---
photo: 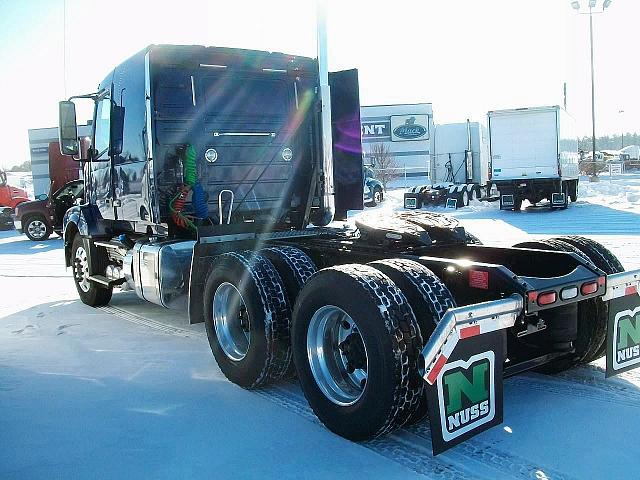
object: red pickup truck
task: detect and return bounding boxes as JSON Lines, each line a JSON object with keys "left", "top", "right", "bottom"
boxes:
{"left": 0, "top": 169, "right": 29, "bottom": 210}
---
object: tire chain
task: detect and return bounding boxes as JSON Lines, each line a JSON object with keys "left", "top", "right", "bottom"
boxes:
{"left": 332, "top": 264, "right": 424, "bottom": 436}
{"left": 226, "top": 251, "right": 292, "bottom": 387}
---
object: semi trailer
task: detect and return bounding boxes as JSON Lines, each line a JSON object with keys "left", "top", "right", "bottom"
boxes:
{"left": 404, "top": 120, "right": 495, "bottom": 209}
{"left": 57, "top": 43, "right": 640, "bottom": 455}
{"left": 488, "top": 106, "right": 580, "bottom": 211}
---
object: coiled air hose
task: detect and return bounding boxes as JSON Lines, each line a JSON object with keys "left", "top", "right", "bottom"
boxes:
{"left": 170, "top": 144, "right": 208, "bottom": 231}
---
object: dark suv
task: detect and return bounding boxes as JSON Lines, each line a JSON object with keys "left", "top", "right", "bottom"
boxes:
{"left": 15, "top": 180, "right": 84, "bottom": 241}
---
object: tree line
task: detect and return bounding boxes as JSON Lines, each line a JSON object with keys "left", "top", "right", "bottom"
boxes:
{"left": 578, "top": 133, "right": 639, "bottom": 151}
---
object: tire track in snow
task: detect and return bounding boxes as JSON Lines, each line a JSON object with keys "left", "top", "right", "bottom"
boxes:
{"left": 264, "top": 382, "right": 577, "bottom": 480}
{"left": 508, "top": 373, "right": 640, "bottom": 409}
{"left": 98, "top": 305, "right": 199, "bottom": 338}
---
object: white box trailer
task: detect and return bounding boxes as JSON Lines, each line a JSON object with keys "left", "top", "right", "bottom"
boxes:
{"left": 360, "top": 103, "right": 434, "bottom": 187}
{"left": 487, "top": 106, "right": 579, "bottom": 211}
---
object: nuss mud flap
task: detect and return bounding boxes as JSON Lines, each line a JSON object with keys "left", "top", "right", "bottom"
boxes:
{"left": 606, "top": 290, "right": 640, "bottom": 377}
{"left": 425, "top": 330, "right": 504, "bottom": 455}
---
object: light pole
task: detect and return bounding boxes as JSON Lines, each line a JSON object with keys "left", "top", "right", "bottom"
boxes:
{"left": 571, "top": 0, "right": 612, "bottom": 181}
{"left": 618, "top": 109, "right": 625, "bottom": 149}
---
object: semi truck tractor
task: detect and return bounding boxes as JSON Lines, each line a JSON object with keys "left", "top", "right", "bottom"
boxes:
{"left": 56, "top": 43, "right": 640, "bottom": 455}
{"left": 488, "top": 106, "right": 580, "bottom": 211}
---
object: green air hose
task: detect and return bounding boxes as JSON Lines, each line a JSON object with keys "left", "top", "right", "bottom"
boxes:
{"left": 183, "top": 144, "right": 197, "bottom": 187}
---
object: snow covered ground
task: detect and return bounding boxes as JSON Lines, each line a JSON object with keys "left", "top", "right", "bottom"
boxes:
{"left": 2, "top": 174, "right": 640, "bottom": 479}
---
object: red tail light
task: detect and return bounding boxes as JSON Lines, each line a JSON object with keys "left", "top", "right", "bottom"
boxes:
{"left": 538, "top": 291, "right": 557, "bottom": 306}
{"left": 581, "top": 281, "right": 599, "bottom": 295}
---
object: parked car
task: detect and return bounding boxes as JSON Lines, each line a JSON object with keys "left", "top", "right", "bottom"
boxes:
{"left": 14, "top": 180, "right": 83, "bottom": 241}
{"left": 0, "top": 169, "right": 29, "bottom": 210}
{"left": 363, "top": 167, "right": 384, "bottom": 206}
{"left": 0, "top": 206, "right": 14, "bottom": 230}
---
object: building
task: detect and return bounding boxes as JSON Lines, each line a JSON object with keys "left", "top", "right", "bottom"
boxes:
{"left": 28, "top": 123, "right": 91, "bottom": 196}
{"left": 360, "top": 103, "right": 434, "bottom": 181}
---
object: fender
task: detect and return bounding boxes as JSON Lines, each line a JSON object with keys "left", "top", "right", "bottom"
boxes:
{"left": 62, "top": 204, "right": 111, "bottom": 267}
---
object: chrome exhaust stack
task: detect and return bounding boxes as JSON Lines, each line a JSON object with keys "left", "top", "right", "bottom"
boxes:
{"left": 314, "top": 0, "right": 335, "bottom": 226}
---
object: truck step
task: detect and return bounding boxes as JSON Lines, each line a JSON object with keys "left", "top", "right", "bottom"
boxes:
{"left": 93, "top": 240, "right": 127, "bottom": 250}
{"left": 88, "top": 275, "right": 126, "bottom": 288}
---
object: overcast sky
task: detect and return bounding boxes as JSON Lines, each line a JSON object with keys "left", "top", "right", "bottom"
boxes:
{"left": 0, "top": 0, "right": 637, "bottom": 168}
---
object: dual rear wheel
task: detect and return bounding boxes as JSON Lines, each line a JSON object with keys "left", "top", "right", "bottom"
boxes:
{"left": 203, "top": 249, "right": 455, "bottom": 440}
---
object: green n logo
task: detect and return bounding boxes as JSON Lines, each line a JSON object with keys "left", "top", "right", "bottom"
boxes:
{"left": 617, "top": 314, "right": 640, "bottom": 350}
{"left": 443, "top": 360, "right": 489, "bottom": 415}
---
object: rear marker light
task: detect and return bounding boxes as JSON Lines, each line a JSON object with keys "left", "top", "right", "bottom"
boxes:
{"left": 581, "top": 282, "right": 599, "bottom": 295}
{"left": 625, "top": 285, "right": 638, "bottom": 296}
{"left": 527, "top": 291, "right": 539, "bottom": 303}
{"left": 538, "top": 291, "right": 557, "bottom": 306}
{"left": 560, "top": 286, "right": 579, "bottom": 300}
{"left": 469, "top": 270, "right": 489, "bottom": 289}
{"left": 597, "top": 276, "right": 606, "bottom": 286}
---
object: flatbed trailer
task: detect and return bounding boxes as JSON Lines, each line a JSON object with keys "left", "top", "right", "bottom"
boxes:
{"left": 55, "top": 39, "right": 640, "bottom": 455}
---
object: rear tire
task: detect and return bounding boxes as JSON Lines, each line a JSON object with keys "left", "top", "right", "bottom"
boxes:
{"left": 260, "top": 246, "right": 317, "bottom": 377}
{"left": 71, "top": 234, "right": 112, "bottom": 307}
{"left": 513, "top": 238, "right": 610, "bottom": 370}
{"left": 553, "top": 236, "right": 624, "bottom": 360}
{"left": 369, "top": 259, "right": 456, "bottom": 424}
{"left": 292, "top": 264, "right": 423, "bottom": 440}
{"left": 203, "top": 251, "right": 291, "bottom": 388}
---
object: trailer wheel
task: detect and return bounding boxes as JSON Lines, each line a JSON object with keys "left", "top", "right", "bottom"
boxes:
{"left": 203, "top": 251, "right": 291, "bottom": 388}
{"left": 553, "top": 236, "right": 625, "bottom": 360}
{"left": 369, "top": 259, "right": 456, "bottom": 424}
{"left": 513, "top": 238, "right": 609, "bottom": 370}
{"left": 460, "top": 188, "right": 470, "bottom": 207}
{"left": 569, "top": 180, "right": 578, "bottom": 202}
{"left": 292, "top": 264, "right": 424, "bottom": 440}
{"left": 71, "top": 234, "right": 112, "bottom": 307}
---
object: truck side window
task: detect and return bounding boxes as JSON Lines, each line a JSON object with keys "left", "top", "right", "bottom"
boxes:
{"left": 94, "top": 98, "right": 111, "bottom": 160}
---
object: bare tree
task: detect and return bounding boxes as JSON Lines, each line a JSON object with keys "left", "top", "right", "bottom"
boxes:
{"left": 368, "top": 143, "right": 400, "bottom": 189}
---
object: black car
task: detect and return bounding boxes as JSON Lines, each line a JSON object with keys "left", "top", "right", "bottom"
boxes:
{"left": 0, "top": 206, "right": 13, "bottom": 230}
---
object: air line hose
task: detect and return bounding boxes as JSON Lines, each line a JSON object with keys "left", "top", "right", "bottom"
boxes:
{"left": 170, "top": 144, "right": 208, "bottom": 230}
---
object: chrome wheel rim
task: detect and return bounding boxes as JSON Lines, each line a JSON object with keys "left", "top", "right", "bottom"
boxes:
{"left": 307, "top": 305, "right": 368, "bottom": 406}
{"left": 27, "top": 219, "right": 47, "bottom": 239}
{"left": 374, "top": 190, "right": 382, "bottom": 203}
{"left": 213, "top": 282, "right": 250, "bottom": 361}
{"left": 73, "top": 245, "right": 90, "bottom": 293}
{"left": 462, "top": 190, "right": 469, "bottom": 205}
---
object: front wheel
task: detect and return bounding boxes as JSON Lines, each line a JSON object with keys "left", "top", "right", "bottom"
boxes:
{"left": 71, "top": 235, "right": 112, "bottom": 307}
{"left": 24, "top": 216, "right": 52, "bottom": 241}
{"left": 372, "top": 187, "right": 383, "bottom": 206}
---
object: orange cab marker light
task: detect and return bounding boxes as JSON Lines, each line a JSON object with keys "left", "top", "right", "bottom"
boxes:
{"left": 538, "top": 291, "right": 557, "bottom": 306}
{"left": 581, "top": 281, "right": 599, "bottom": 295}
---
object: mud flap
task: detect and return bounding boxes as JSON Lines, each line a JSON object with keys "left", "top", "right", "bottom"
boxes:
{"left": 425, "top": 331, "right": 504, "bottom": 455}
{"left": 606, "top": 290, "right": 640, "bottom": 377}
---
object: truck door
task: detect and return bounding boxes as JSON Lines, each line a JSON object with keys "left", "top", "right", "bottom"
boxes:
{"left": 329, "top": 69, "right": 364, "bottom": 220}
{"left": 89, "top": 96, "right": 116, "bottom": 220}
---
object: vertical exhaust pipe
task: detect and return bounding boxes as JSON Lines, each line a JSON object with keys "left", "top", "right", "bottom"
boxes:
{"left": 315, "top": 0, "right": 335, "bottom": 226}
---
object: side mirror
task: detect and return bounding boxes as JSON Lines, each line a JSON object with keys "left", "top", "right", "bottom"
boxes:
{"left": 109, "top": 105, "right": 125, "bottom": 157}
{"left": 58, "top": 101, "right": 79, "bottom": 157}
{"left": 37, "top": 193, "right": 49, "bottom": 201}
